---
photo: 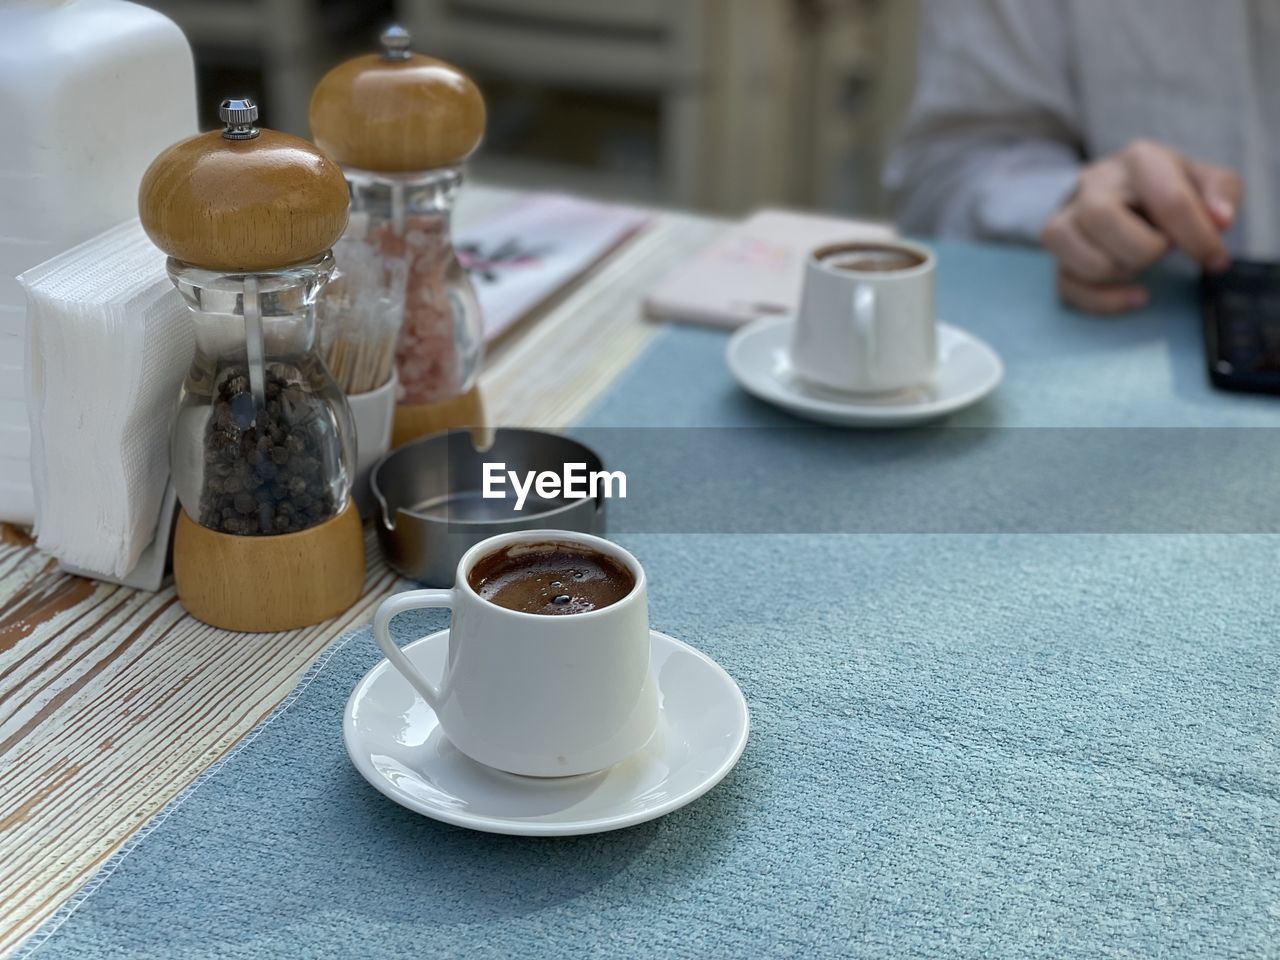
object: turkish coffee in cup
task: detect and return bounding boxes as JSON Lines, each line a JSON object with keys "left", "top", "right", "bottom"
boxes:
{"left": 467, "top": 542, "right": 636, "bottom": 616}
{"left": 789, "top": 238, "right": 937, "bottom": 394}
{"left": 372, "top": 530, "right": 657, "bottom": 777}
{"left": 822, "top": 243, "right": 927, "bottom": 274}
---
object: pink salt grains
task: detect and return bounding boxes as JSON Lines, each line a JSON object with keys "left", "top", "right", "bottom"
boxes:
{"left": 375, "top": 216, "right": 462, "bottom": 405}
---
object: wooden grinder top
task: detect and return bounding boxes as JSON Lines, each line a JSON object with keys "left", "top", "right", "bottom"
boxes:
{"left": 309, "top": 25, "right": 486, "bottom": 173}
{"left": 138, "top": 99, "right": 350, "bottom": 273}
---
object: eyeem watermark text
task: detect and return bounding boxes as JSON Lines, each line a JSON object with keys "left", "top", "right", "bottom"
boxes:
{"left": 483, "top": 462, "right": 627, "bottom": 511}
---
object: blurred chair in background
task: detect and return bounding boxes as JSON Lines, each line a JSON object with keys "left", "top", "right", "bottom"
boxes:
{"left": 399, "top": 0, "right": 714, "bottom": 207}
{"left": 141, "top": 0, "right": 919, "bottom": 216}
{"left": 397, "top": 0, "right": 918, "bottom": 214}
{"left": 144, "top": 0, "right": 392, "bottom": 134}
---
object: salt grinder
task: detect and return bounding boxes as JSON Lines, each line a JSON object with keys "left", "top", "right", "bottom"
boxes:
{"left": 139, "top": 98, "right": 364, "bottom": 632}
{"left": 310, "top": 25, "right": 488, "bottom": 448}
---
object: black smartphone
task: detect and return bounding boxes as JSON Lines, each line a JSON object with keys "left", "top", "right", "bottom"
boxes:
{"left": 1202, "top": 259, "right": 1280, "bottom": 394}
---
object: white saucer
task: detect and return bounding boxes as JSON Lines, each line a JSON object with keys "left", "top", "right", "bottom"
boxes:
{"left": 344, "top": 629, "right": 750, "bottom": 836}
{"left": 726, "top": 315, "right": 1003, "bottom": 427}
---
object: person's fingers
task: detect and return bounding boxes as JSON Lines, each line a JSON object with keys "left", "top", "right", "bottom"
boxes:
{"left": 1074, "top": 193, "right": 1169, "bottom": 273}
{"left": 1124, "top": 141, "right": 1229, "bottom": 269}
{"left": 1056, "top": 270, "right": 1149, "bottom": 314}
{"left": 1186, "top": 159, "right": 1243, "bottom": 232}
{"left": 1042, "top": 212, "right": 1125, "bottom": 283}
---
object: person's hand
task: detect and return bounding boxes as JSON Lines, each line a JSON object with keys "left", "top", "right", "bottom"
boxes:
{"left": 1040, "top": 139, "right": 1242, "bottom": 313}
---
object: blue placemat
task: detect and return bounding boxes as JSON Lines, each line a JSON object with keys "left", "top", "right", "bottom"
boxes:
{"left": 588, "top": 241, "right": 1279, "bottom": 430}
{"left": 21, "top": 243, "right": 1280, "bottom": 959}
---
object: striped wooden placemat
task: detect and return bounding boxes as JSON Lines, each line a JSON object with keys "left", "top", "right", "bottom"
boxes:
{"left": 0, "top": 191, "right": 723, "bottom": 956}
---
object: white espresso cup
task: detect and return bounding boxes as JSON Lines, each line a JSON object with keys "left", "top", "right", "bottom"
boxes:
{"left": 372, "top": 530, "right": 658, "bottom": 777}
{"left": 788, "top": 239, "right": 937, "bottom": 394}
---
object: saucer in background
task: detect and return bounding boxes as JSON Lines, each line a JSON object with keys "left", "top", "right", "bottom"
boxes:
{"left": 726, "top": 315, "right": 1002, "bottom": 427}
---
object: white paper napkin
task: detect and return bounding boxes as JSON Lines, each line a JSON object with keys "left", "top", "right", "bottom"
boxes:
{"left": 19, "top": 220, "right": 193, "bottom": 580}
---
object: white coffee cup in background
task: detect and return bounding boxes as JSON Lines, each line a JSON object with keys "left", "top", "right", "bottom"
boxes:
{"left": 372, "top": 530, "right": 658, "bottom": 778}
{"left": 788, "top": 239, "right": 937, "bottom": 394}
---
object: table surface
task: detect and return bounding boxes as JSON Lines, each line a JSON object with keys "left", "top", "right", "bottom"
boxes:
{"left": 13, "top": 238, "right": 1280, "bottom": 960}
{"left": 6, "top": 194, "right": 1280, "bottom": 958}
{"left": 0, "top": 186, "right": 724, "bottom": 956}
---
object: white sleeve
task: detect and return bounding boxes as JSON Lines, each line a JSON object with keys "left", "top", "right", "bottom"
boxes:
{"left": 883, "top": 0, "right": 1084, "bottom": 244}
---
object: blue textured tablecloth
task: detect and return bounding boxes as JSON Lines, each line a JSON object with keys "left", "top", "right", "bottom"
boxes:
{"left": 20, "top": 243, "right": 1280, "bottom": 959}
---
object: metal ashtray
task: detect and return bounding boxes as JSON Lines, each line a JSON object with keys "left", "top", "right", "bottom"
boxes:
{"left": 370, "top": 428, "right": 608, "bottom": 585}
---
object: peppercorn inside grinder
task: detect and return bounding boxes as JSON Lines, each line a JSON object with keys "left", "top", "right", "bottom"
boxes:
{"left": 138, "top": 98, "right": 364, "bottom": 632}
{"left": 310, "top": 25, "right": 488, "bottom": 449}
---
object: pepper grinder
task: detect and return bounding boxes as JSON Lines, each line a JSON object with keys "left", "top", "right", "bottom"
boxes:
{"left": 310, "top": 25, "right": 488, "bottom": 449}
{"left": 139, "top": 98, "right": 365, "bottom": 632}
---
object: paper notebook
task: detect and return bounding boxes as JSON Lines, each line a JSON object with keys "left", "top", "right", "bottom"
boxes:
{"left": 458, "top": 193, "right": 651, "bottom": 341}
{"left": 644, "top": 208, "right": 896, "bottom": 328}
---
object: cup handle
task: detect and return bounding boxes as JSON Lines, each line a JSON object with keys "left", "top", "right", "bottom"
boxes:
{"left": 373, "top": 589, "right": 454, "bottom": 709}
{"left": 852, "top": 284, "right": 877, "bottom": 381}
